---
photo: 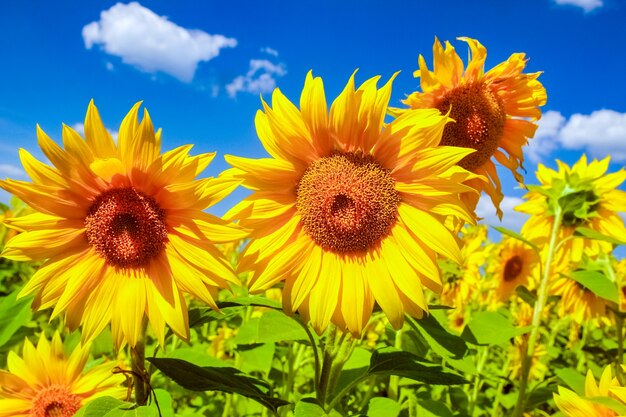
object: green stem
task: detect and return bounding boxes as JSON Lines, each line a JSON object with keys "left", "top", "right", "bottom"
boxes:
{"left": 512, "top": 208, "right": 562, "bottom": 417}
{"left": 388, "top": 326, "right": 403, "bottom": 401}
{"left": 468, "top": 346, "right": 490, "bottom": 416}
{"left": 316, "top": 327, "right": 356, "bottom": 411}
{"left": 490, "top": 354, "right": 512, "bottom": 417}
{"left": 295, "top": 315, "right": 321, "bottom": 393}
{"left": 616, "top": 313, "right": 626, "bottom": 385}
{"left": 130, "top": 326, "right": 149, "bottom": 406}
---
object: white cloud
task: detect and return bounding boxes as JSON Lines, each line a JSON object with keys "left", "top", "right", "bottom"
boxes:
{"left": 0, "top": 164, "right": 25, "bottom": 178}
{"left": 558, "top": 109, "right": 626, "bottom": 161}
{"left": 260, "top": 47, "right": 279, "bottom": 57}
{"left": 476, "top": 195, "right": 529, "bottom": 233}
{"left": 226, "top": 59, "right": 287, "bottom": 98}
{"left": 523, "top": 109, "right": 626, "bottom": 163}
{"left": 553, "top": 0, "right": 603, "bottom": 12}
{"left": 526, "top": 110, "right": 566, "bottom": 163}
{"left": 83, "top": 2, "right": 237, "bottom": 82}
{"left": 105, "top": 62, "right": 114, "bottom": 71}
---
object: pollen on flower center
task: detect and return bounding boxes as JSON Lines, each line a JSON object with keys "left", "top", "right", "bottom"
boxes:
{"left": 85, "top": 187, "right": 168, "bottom": 268}
{"left": 504, "top": 255, "right": 523, "bottom": 282}
{"left": 296, "top": 152, "right": 400, "bottom": 253}
{"left": 436, "top": 82, "right": 506, "bottom": 170}
{"left": 32, "top": 385, "right": 81, "bottom": 417}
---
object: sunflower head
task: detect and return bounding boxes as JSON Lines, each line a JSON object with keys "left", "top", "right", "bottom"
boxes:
{"left": 400, "top": 37, "right": 546, "bottom": 218}
{"left": 0, "top": 101, "right": 246, "bottom": 347}
{"left": 551, "top": 276, "right": 607, "bottom": 324}
{"left": 518, "top": 155, "right": 626, "bottom": 262}
{"left": 488, "top": 237, "right": 539, "bottom": 302}
{"left": 0, "top": 332, "right": 125, "bottom": 417}
{"left": 226, "top": 71, "right": 479, "bottom": 335}
{"left": 554, "top": 366, "right": 625, "bottom": 417}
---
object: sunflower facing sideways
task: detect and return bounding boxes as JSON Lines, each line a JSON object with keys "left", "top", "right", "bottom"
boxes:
{"left": 0, "top": 101, "right": 246, "bottom": 347}
{"left": 225, "top": 71, "right": 480, "bottom": 336}
{"left": 398, "top": 37, "right": 546, "bottom": 217}
{"left": 0, "top": 332, "right": 125, "bottom": 417}
{"left": 517, "top": 155, "right": 626, "bottom": 262}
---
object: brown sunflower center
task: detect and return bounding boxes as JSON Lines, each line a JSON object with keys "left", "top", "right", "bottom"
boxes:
{"left": 436, "top": 82, "right": 506, "bottom": 170}
{"left": 296, "top": 152, "right": 400, "bottom": 253}
{"left": 32, "top": 385, "right": 81, "bottom": 417}
{"left": 85, "top": 187, "right": 168, "bottom": 268}
{"left": 503, "top": 255, "right": 524, "bottom": 282}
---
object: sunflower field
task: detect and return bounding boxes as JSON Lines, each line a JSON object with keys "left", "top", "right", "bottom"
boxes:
{"left": 1, "top": 37, "right": 626, "bottom": 417}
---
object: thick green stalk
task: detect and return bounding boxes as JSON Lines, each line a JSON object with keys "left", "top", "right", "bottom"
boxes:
{"left": 615, "top": 313, "right": 626, "bottom": 385}
{"left": 316, "top": 326, "right": 355, "bottom": 411}
{"left": 130, "top": 329, "right": 149, "bottom": 406}
{"left": 388, "top": 326, "right": 403, "bottom": 401}
{"left": 512, "top": 208, "right": 562, "bottom": 417}
{"left": 468, "top": 346, "right": 490, "bottom": 416}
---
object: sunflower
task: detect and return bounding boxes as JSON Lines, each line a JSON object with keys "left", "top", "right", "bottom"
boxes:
{"left": 551, "top": 277, "right": 607, "bottom": 324}
{"left": 0, "top": 332, "right": 126, "bottom": 417}
{"left": 508, "top": 303, "right": 547, "bottom": 381}
{"left": 225, "top": 71, "right": 479, "bottom": 335}
{"left": 398, "top": 37, "right": 546, "bottom": 217}
{"left": 488, "top": 237, "right": 539, "bottom": 302}
{"left": 554, "top": 366, "right": 626, "bottom": 417}
{"left": 517, "top": 155, "right": 626, "bottom": 262}
{"left": 440, "top": 225, "right": 491, "bottom": 324}
{"left": 0, "top": 101, "right": 246, "bottom": 347}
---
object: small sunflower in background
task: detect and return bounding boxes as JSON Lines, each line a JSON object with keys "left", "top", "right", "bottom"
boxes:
{"left": 0, "top": 332, "right": 125, "bottom": 417}
{"left": 440, "top": 225, "right": 491, "bottom": 320}
{"left": 397, "top": 37, "right": 546, "bottom": 218}
{"left": 551, "top": 277, "right": 607, "bottom": 324}
{"left": 0, "top": 101, "right": 246, "bottom": 347}
{"left": 508, "top": 303, "right": 548, "bottom": 382}
{"left": 226, "top": 71, "right": 478, "bottom": 336}
{"left": 517, "top": 155, "right": 626, "bottom": 262}
{"left": 554, "top": 366, "right": 626, "bottom": 417}
{"left": 488, "top": 238, "right": 539, "bottom": 303}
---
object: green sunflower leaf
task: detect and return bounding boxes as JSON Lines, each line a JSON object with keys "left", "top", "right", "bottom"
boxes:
{"left": 574, "top": 227, "right": 626, "bottom": 246}
{"left": 569, "top": 270, "right": 619, "bottom": 303}
{"left": 406, "top": 313, "right": 467, "bottom": 359}
{"left": 148, "top": 357, "right": 290, "bottom": 413}
{"left": 461, "top": 311, "right": 530, "bottom": 345}
{"left": 367, "top": 347, "right": 468, "bottom": 385}
{"left": 490, "top": 226, "right": 539, "bottom": 252}
{"left": 0, "top": 290, "right": 32, "bottom": 348}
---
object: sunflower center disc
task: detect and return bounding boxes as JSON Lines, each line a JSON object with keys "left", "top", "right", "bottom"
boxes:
{"left": 503, "top": 255, "right": 523, "bottom": 282}
{"left": 85, "top": 187, "right": 168, "bottom": 268}
{"left": 32, "top": 385, "right": 81, "bottom": 417}
{"left": 437, "top": 82, "right": 506, "bottom": 170}
{"left": 296, "top": 152, "right": 400, "bottom": 253}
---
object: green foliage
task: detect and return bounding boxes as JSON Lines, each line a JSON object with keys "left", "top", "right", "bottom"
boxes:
{"left": 569, "top": 269, "right": 619, "bottom": 303}
{"left": 147, "top": 357, "right": 290, "bottom": 413}
{"left": 461, "top": 311, "right": 530, "bottom": 346}
{"left": 0, "top": 290, "right": 32, "bottom": 348}
{"left": 367, "top": 347, "right": 468, "bottom": 385}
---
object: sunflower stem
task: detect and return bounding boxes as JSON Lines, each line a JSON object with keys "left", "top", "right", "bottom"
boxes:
{"left": 316, "top": 326, "right": 355, "bottom": 411}
{"left": 468, "top": 346, "right": 490, "bottom": 416}
{"left": 512, "top": 207, "right": 562, "bottom": 417}
{"left": 388, "top": 325, "right": 404, "bottom": 401}
{"left": 616, "top": 313, "right": 626, "bottom": 385}
{"left": 130, "top": 327, "right": 149, "bottom": 406}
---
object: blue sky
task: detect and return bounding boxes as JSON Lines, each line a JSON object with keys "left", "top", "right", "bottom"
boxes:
{"left": 0, "top": 0, "right": 625, "bottom": 235}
